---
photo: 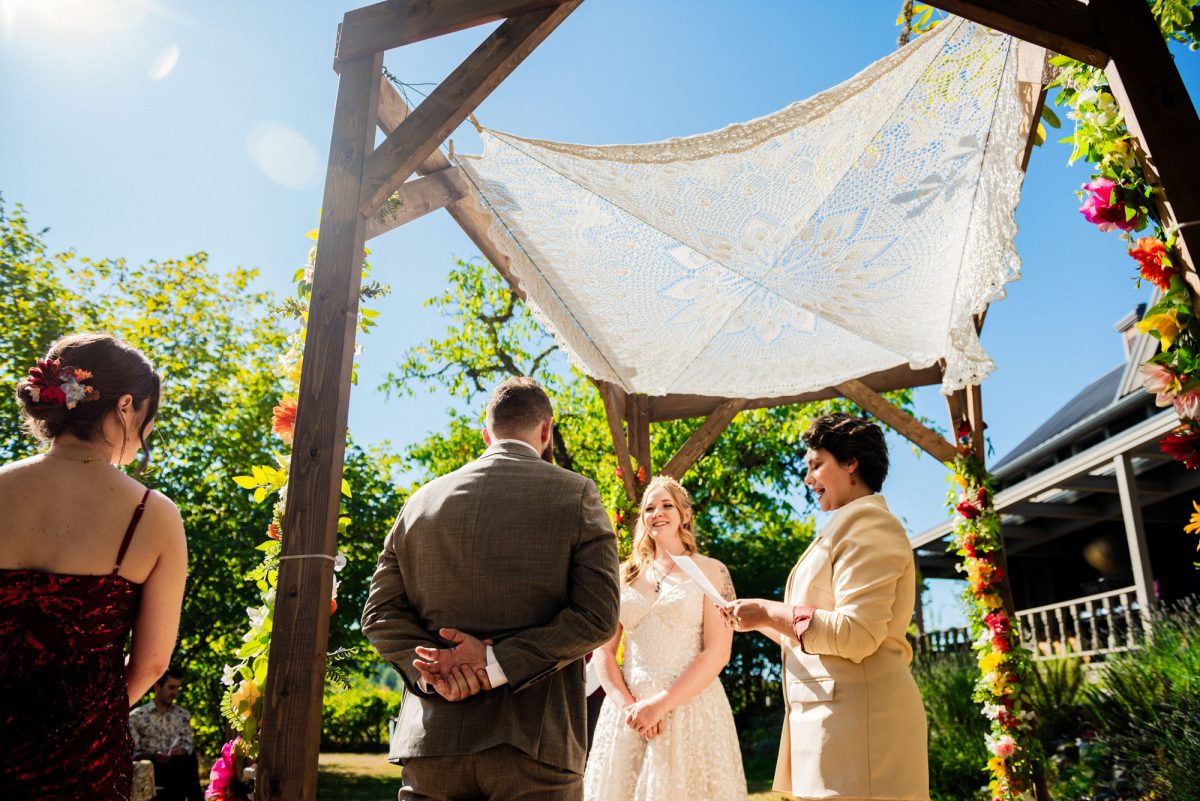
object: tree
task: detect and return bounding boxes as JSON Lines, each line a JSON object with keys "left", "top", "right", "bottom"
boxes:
{"left": 0, "top": 198, "right": 403, "bottom": 753}
{"left": 386, "top": 257, "right": 915, "bottom": 755}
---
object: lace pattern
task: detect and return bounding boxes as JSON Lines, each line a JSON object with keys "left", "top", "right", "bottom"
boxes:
{"left": 583, "top": 579, "right": 746, "bottom": 801}
{"left": 456, "top": 18, "right": 1024, "bottom": 397}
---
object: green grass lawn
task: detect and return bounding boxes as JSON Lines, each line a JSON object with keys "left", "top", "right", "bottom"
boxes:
{"left": 317, "top": 752, "right": 790, "bottom": 800}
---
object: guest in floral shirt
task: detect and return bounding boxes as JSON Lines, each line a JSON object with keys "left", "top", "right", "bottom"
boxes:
{"left": 129, "top": 668, "right": 203, "bottom": 801}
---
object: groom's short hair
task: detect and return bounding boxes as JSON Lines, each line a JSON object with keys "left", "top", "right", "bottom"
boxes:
{"left": 487, "top": 377, "right": 553, "bottom": 436}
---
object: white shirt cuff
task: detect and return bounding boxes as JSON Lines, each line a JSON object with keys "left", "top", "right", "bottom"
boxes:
{"left": 485, "top": 645, "right": 509, "bottom": 687}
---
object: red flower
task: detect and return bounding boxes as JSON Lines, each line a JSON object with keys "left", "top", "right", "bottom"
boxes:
{"left": 267, "top": 523, "right": 281, "bottom": 541}
{"left": 636, "top": 465, "right": 647, "bottom": 485}
{"left": 1161, "top": 426, "right": 1200, "bottom": 469}
{"left": 272, "top": 397, "right": 298, "bottom": 444}
{"left": 955, "top": 420, "right": 972, "bottom": 442}
{"left": 329, "top": 598, "right": 338, "bottom": 615}
{"left": 28, "top": 358, "right": 63, "bottom": 388}
{"left": 956, "top": 496, "right": 983, "bottom": 520}
{"left": 39, "top": 385, "right": 67, "bottom": 406}
{"left": 615, "top": 466, "right": 624, "bottom": 480}
{"left": 992, "top": 634, "right": 1012, "bottom": 653}
{"left": 1130, "top": 237, "right": 1175, "bottom": 291}
{"left": 984, "top": 611, "right": 1011, "bottom": 637}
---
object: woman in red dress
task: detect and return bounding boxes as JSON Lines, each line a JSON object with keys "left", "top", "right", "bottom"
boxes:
{"left": 0, "top": 333, "right": 188, "bottom": 800}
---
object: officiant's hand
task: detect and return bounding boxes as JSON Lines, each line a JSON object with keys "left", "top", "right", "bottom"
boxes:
{"left": 724, "top": 598, "right": 787, "bottom": 632}
{"left": 414, "top": 628, "right": 493, "bottom": 683}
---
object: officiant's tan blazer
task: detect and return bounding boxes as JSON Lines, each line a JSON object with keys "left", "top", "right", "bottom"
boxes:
{"left": 775, "top": 494, "right": 929, "bottom": 800}
{"left": 361, "top": 441, "right": 621, "bottom": 775}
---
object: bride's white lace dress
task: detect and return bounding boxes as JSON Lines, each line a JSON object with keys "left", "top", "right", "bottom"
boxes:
{"left": 583, "top": 575, "right": 746, "bottom": 801}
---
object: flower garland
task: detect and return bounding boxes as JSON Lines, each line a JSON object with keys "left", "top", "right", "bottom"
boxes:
{"left": 1048, "top": 1, "right": 1200, "bottom": 560}
{"left": 206, "top": 228, "right": 385, "bottom": 799}
{"left": 950, "top": 421, "right": 1038, "bottom": 801}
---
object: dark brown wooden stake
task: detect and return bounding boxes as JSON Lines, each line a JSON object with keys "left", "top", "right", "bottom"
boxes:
{"left": 255, "top": 51, "right": 383, "bottom": 801}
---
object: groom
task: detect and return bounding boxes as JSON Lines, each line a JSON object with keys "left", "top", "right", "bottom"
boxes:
{"left": 362, "top": 377, "right": 621, "bottom": 800}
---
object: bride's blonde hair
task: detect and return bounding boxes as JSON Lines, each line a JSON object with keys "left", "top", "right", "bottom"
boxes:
{"left": 622, "top": 475, "right": 698, "bottom": 586}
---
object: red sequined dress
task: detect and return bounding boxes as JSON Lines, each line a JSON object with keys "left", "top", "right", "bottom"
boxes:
{"left": 0, "top": 490, "right": 150, "bottom": 800}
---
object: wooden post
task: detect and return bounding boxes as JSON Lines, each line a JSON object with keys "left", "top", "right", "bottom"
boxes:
{"left": 255, "top": 52, "right": 383, "bottom": 801}
{"left": 1113, "top": 452, "right": 1156, "bottom": 624}
{"left": 1089, "top": 0, "right": 1200, "bottom": 318}
{"left": 634, "top": 394, "right": 651, "bottom": 478}
{"left": 595, "top": 380, "right": 637, "bottom": 501}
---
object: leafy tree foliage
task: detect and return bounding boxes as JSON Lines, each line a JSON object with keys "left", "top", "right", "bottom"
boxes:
{"left": 0, "top": 198, "right": 403, "bottom": 753}
{"left": 386, "top": 258, "right": 915, "bottom": 753}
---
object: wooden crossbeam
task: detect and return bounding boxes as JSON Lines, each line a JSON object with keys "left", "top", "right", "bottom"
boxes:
{"left": 365, "top": 166, "right": 470, "bottom": 240}
{"left": 661, "top": 399, "right": 747, "bottom": 479}
{"left": 375, "top": 79, "right": 531, "bottom": 300}
{"left": 337, "top": 0, "right": 568, "bottom": 66}
{"left": 256, "top": 51, "right": 384, "bottom": 801}
{"left": 835, "top": 379, "right": 957, "bottom": 463}
{"left": 930, "top": 0, "right": 1108, "bottom": 67}
{"left": 595, "top": 380, "right": 637, "bottom": 501}
{"left": 359, "top": 3, "right": 580, "bottom": 216}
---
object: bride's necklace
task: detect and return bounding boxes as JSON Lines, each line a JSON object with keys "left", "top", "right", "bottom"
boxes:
{"left": 650, "top": 559, "right": 676, "bottom": 594}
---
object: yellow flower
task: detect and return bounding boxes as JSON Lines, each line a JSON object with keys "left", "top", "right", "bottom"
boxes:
{"left": 979, "top": 651, "right": 1005, "bottom": 673}
{"left": 1185, "top": 501, "right": 1200, "bottom": 536}
{"left": 988, "top": 755, "right": 1007, "bottom": 776}
{"left": 231, "top": 678, "right": 261, "bottom": 719}
{"left": 1136, "top": 309, "right": 1183, "bottom": 351}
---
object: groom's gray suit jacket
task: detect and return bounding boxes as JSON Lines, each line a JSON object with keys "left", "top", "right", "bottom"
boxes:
{"left": 361, "top": 441, "right": 621, "bottom": 774}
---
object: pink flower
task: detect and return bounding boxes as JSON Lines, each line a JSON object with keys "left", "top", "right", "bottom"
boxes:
{"left": 1176, "top": 389, "right": 1200, "bottom": 421}
{"left": 1141, "top": 363, "right": 1180, "bottom": 407}
{"left": 1080, "top": 178, "right": 1138, "bottom": 232}
{"left": 990, "top": 734, "right": 1017, "bottom": 758}
{"left": 205, "top": 738, "right": 240, "bottom": 799}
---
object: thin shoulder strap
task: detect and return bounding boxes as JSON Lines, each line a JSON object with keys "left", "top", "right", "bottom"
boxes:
{"left": 112, "top": 489, "right": 152, "bottom": 575}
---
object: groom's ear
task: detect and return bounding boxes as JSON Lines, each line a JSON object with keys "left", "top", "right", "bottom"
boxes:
{"left": 481, "top": 427, "right": 493, "bottom": 447}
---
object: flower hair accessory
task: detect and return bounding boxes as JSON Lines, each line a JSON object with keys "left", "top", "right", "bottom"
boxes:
{"left": 26, "top": 358, "right": 100, "bottom": 410}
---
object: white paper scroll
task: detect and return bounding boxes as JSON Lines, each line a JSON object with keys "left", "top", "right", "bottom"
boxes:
{"left": 667, "top": 552, "right": 731, "bottom": 609}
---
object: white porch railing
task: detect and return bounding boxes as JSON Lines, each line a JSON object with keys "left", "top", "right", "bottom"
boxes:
{"left": 916, "top": 586, "right": 1146, "bottom": 660}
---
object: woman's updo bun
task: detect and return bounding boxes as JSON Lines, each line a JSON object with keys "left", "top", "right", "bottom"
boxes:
{"left": 16, "top": 333, "right": 161, "bottom": 468}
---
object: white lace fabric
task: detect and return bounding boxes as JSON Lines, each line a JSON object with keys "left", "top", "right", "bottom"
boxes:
{"left": 583, "top": 579, "right": 746, "bottom": 801}
{"left": 456, "top": 18, "right": 1024, "bottom": 397}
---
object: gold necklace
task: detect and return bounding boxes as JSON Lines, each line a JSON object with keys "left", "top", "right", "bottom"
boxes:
{"left": 44, "top": 450, "right": 110, "bottom": 465}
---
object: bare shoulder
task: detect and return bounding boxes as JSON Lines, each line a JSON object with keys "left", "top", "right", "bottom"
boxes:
{"left": 133, "top": 486, "right": 186, "bottom": 555}
{"left": 694, "top": 554, "right": 737, "bottom": 601}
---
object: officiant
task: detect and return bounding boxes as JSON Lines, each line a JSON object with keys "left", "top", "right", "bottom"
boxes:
{"left": 726, "top": 414, "right": 929, "bottom": 801}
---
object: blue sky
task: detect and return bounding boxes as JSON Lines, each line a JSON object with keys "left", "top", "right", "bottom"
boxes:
{"left": 4, "top": 1, "right": 1198, "bottom": 627}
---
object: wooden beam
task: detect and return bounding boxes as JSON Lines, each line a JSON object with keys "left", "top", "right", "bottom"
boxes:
{"left": 365, "top": 166, "right": 470, "bottom": 240}
{"left": 595, "top": 380, "right": 636, "bottom": 501}
{"left": 836, "top": 379, "right": 957, "bottom": 463}
{"left": 929, "top": 0, "right": 1108, "bottom": 67}
{"left": 256, "top": 51, "right": 384, "bottom": 801}
{"left": 625, "top": 394, "right": 651, "bottom": 479}
{"left": 1090, "top": 0, "right": 1200, "bottom": 319}
{"left": 375, "top": 79, "right": 531, "bottom": 300}
{"left": 661, "top": 399, "right": 746, "bottom": 479}
{"left": 358, "top": 3, "right": 580, "bottom": 216}
{"left": 337, "top": 0, "right": 567, "bottom": 65}
{"left": 648, "top": 363, "right": 944, "bottom": 423}
{"left": 1008, "top": 501, "right": 1107, "bottom": 521}
{"left": 1016, "top": 41, "right": 1048, "bottom": 172}
{"left": 965, "top": 384, "right": 985, "bottom": 463}
{"left": 1113, "top": 453, "right": 1156, "bottom": 620}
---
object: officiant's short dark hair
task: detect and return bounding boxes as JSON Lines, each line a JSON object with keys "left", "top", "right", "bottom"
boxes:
{"left": 487, "top": 377, "right": 553, "bottom": 435}
{"left": 804, "top": 413, "right": 889, "bottom": 492}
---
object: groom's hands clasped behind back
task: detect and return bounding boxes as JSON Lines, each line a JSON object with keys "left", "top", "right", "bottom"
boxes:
{"left": 413, "top": 628, "right": 494, "bottom": 702}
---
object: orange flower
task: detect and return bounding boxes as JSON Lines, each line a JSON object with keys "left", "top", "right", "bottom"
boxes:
{"left": 267, "top": 523, "right": 281, "bottom": 541}
{"left": 1129, "top": 237, "right": 1175, "bottom": 291}
{"left": 272, "top": 397, "right": 298, "bottom": 444}
{"left": 329, "top": 598, "right": 338, "bottom": 615}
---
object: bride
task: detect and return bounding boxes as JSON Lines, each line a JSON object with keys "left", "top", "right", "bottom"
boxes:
{"left": 583, "top": 476, "right": 746, "bottom": 801}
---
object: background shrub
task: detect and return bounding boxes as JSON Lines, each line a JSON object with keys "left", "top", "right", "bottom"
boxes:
{"left": 322, "top": 683, "right": 403, "bottom": 753}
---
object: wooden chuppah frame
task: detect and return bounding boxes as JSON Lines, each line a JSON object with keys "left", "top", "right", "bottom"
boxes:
{"left": 256, "top": 1, "right": 1200, "bottom": 798}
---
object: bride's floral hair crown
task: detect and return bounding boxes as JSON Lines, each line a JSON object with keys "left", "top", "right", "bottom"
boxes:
{"left": 24, "top": 358, "right": 100, "bottom": 410}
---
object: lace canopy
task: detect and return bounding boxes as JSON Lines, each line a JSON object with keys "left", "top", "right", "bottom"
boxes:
{"left": 457, "top": 18, "right": 1025, "bottom": 398}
